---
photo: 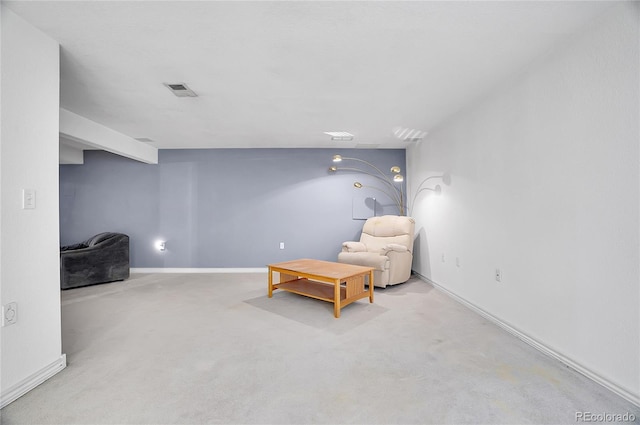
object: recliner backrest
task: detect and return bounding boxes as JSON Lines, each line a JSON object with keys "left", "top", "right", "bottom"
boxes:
{"left": 360, "top": 215, "right": 415, "bottom": 253}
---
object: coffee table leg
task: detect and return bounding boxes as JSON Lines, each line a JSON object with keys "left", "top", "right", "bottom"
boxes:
{"left": 268, "top": 267, "right": 273, "bottom": 298}
{"left": 368, "top": 270, "right": 374, "bottom": 303}
{"left": 334, "top": 279, "right": 340, "bottom": 318}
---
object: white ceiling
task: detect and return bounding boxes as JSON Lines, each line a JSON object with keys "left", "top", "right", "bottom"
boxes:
{"left": 5, "top": 1, "right": 614, "bottom": 149}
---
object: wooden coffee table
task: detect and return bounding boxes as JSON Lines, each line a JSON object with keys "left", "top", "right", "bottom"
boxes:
{"left": 268, "top": 259, "right": 374, "bottom": 318}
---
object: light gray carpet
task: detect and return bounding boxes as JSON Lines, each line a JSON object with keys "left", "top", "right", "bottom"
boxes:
{"left": 1, "top": 273, "right": 638, "bottom": 424}
{"left": 244, "top": 291, "right": 388, "bottom": 335}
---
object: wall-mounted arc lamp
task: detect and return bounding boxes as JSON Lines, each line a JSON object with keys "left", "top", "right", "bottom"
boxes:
{"left": 408, "top": 173, "right": 450, "bottom": 215}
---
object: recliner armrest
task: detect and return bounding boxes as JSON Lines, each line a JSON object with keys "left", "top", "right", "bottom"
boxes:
{"left": 342, "top": 241, "right": 367, "bottom": 253}
{"left": 381, "top": 243, "right": 408, "bottom": 255}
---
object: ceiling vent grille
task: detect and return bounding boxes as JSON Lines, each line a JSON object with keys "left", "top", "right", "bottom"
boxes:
{"left": 393, "top": 127, "right": 427, "bottom": 142}
{"left": 324, "top": 131, "right": 354, "bottom": 141}
{"left": 163, "top": 82, "right": 197, "bottom": 97}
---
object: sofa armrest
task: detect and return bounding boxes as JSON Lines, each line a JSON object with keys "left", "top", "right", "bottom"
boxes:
{"left": 342, "top": 241, "right": 367, "bottom": 253}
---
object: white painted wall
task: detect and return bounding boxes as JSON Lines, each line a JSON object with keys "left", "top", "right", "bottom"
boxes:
{"left": 408, "top": 3, "right": 639, "bottom": 404}
{"left": 0, "top": 7, "right": 65, "bottom": 405}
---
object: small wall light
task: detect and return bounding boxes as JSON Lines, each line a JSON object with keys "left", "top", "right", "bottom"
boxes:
{"left": 155, "top": 240, "right": 166, "bottom": 251}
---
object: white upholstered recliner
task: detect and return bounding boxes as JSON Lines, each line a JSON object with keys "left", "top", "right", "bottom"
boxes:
{"left": 338, "top": 215, "right": 415, "bottom": 288}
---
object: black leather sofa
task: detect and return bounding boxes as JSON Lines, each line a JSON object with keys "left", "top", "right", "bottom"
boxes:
{"left": 60, "top": 232, "right": 130, "bottom": 290}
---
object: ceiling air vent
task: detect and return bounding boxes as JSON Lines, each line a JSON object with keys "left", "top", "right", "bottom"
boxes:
{"left": 163, "top": 82, "right": 198, "bottom": 97}
{"left": 393, "top": 127, "right": 427, "bottom": 142}
{"left": 324, "top": 131, "right": 354, "bottom": 141}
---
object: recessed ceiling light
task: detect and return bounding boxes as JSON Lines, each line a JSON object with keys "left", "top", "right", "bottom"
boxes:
{"left": 163, "top": 82, "right": 197, "bottom": 97}
{"left": 324, "top": 131, "right": 354, "bottom": 141}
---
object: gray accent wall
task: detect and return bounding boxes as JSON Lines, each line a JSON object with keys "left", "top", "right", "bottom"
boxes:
{"left": 60, "top": 149, "right": 406, "bottom": 268}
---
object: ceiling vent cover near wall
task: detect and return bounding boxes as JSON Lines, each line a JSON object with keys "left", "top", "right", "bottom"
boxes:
{"left": 393, "top": 127, "right": 427, "bottom": 142}
{"left": 163, "top": 82, "right": 198, "bottom": 97}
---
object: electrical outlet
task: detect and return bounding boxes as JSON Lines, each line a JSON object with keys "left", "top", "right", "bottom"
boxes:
{"left": 2, "top": 302, "right": 17, "bottom": 327}
{"left": 22, "top": 189, "right": 36, "bottom": 209}
{"left": 456, "top": 257, "right": 460, "bottom": 268}
{"left": 441, "top": 253, "right": 445, "bottom": 263}
{"left": 495, "top": 268, "right": 502, "bottom": 282}
{"left": 279, "top": 242, "right": 285, "bottom": 250}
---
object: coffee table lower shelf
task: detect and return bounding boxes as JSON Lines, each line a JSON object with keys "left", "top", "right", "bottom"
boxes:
{"left": 273, "top": 278, "right": 346, "bottom": 303}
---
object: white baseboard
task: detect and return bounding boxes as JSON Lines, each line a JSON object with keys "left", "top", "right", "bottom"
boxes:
{"left": 131, "top": 267, "right": 268, "bottom": 274}
{"left": 1, "top": 354, "right": 67, "bottom": 409}
{"left": 413, "top": 272, "right": 640, "bottom": 408}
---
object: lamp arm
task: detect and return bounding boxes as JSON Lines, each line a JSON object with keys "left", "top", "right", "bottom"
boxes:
{"left": 340, "top": 157, "right": 394, "bottom": 183}
{"left": 353, "top": 173, "right": 404, "bottom": 213}
{"left": 409, "top": 175, "right": 443, "bottom": 209}
{"left": 412, "top": 175, "right": 441, "bottom": 194}
{"left": 358, "top": 184, "right": 404, "bottom": 216}
{"left": 330, "top": 156, "right": 407, "bottom": 215}
{"left": 333, "top": 166, "right": 401, "bottom": 195}
{"left": 409, "top": 186, "right": 440, "bottom": 215}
